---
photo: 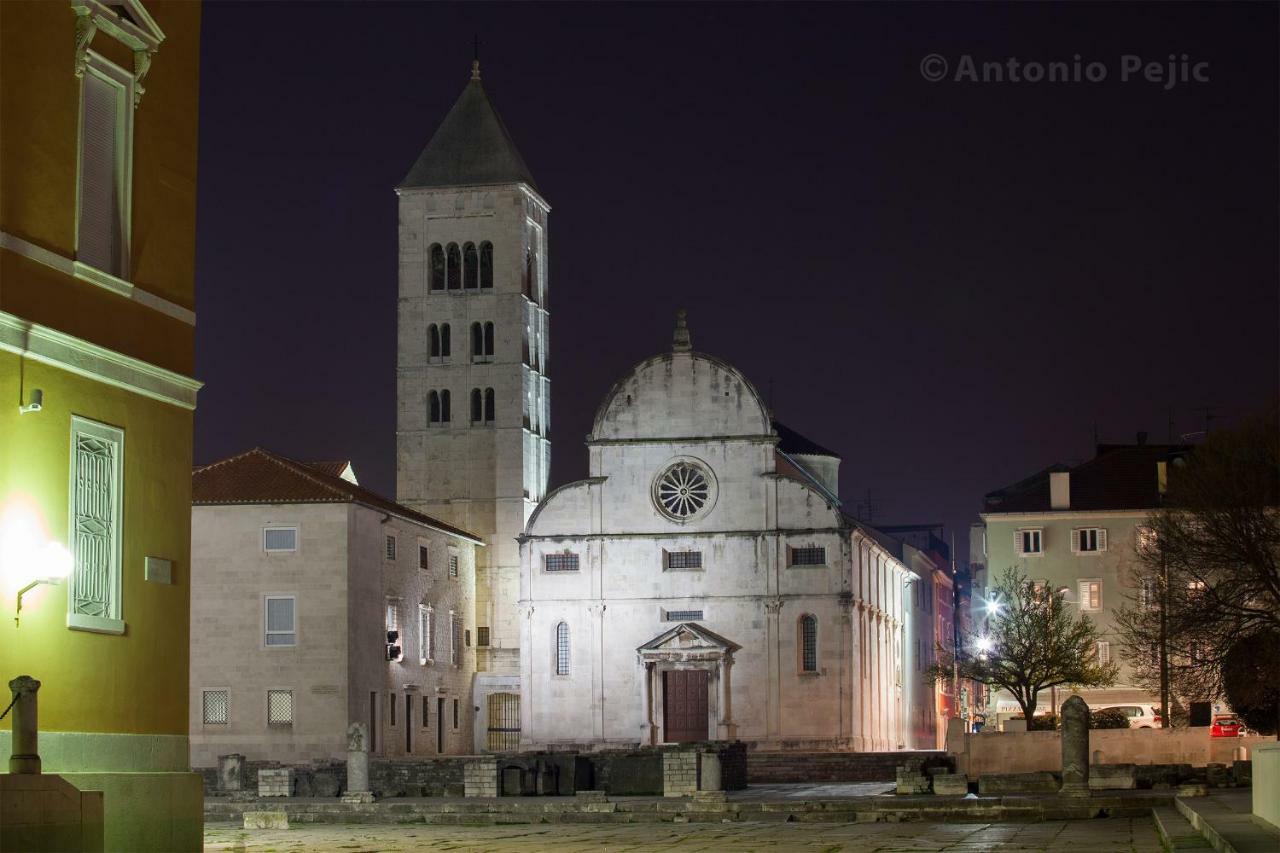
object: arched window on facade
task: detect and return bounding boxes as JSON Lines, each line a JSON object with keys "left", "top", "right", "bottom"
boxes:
{"left": 800, "top": 615, "right": 818, "bottom": 673}
{"left": 523, "top": 249, "right": 534, "bottom": 299}
{"left": 483, "top": 322, "right": 495, "bottom": 356}
{"left": 439, "top": 390, "right": 451, "bottom": 423}
{"left": 484, "top": 388, "right": 495, "bottom": 423}
{"left": 429, "top": 244, "right": 445, "bottom": 291}
{"left": 446, "top": 243, "right": 461, "bottom": 290}
{"left": 428, "top": 324, "right": 441, "bottom": 359}
{"left": 463, "top": 242, "right": 478, "bottom": 289}
{"left": 428, "top": 391, "right": 441, "bottom": 424}
{"left": 480, "top": 242, "right": 493, "bottom": 288}
{"left": 471, "top": 322, "right": 483, "bottom": 358}
{"left": 440, "top": 323, "right": 451, "bottom": 358}
{"left": 470, "top": 389, "right": 483, "bottom": 423}
{"left": 555, "top": 621, "right": 570, "bottom": 676}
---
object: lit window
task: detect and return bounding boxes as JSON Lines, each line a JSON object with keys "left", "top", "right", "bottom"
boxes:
{"left": 1017, "top": 529, "right": 1043, "bottom": 555}
{"left": 203, "top": 690, "right": 229, "bottom": 725}
{"left": 800, "top": 615, "right": 818, "bottom": 673}
{"left": 1074, "top": 528, "right": 1106, "bottom": 553}
{"left": 1078, "top": 580, "right": 1102, "bottom": 611}
{"left": 1139, "top": 577, "right": 1157, "bottom": 610}
{"left": 267, "top": 690, "right": 293, "bottom": 726}
{"left": 1096, "top": 641, "right": 1111, "bottom": 664}
{"left": 791, "top": 546, "right": 826, "bottom": 566}
{"left": 555, "top": 621, "right": 570, "bottom": 675}
{"left": 385, "top": 535, "right": 397, "bottom": 560}
{"left": 665, "top": 551, "right": 702, "bottom": 570}
{"left": 265, "top": 596, "right": 296, "bottom": 646}
{"left": 544, "top": 553, "right": 579, "bottom": 572}
{"left": 264, "top": 527, "right": 297, "bottom": 552}
{"left": 1137, "top": 527, "right": 1158, "bottom": 553}
{"left": 385, "top": 601, "right": 399, "bottom": 632}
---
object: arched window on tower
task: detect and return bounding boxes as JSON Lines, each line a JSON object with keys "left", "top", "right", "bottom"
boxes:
{"left": 440, "top": 323, "right": 451, "bottom": 358}
{"left": 463, "top": 242, "right": 478, "bottom": 289}
{"left": 523, "top": 249, "right": 533, "bottom": 299}
{"left": 428, "top": 391, "right": 441, "bottom": 424}
{"left": 800, "top": 615, "right": 818, "bottom": 673}
{"left": 484, "top": 388, "right": 495, "bottom": 423}
{"left": 428, "top": 325, "right": 441, "bottom": 360}
{"left": 429, "top": 244, "right": 445, "bottom": 291}
{"left": 439, "top": 389, "right": 451, "bottom": 423}
{"left": 555, "top": 621, "right": 570, "bottom": 676}
{"left": 480, "top": 242, "right": 493, "bottom": 288}
{"left": 470, "top": 389, "right": 483, "bottom": 424}
{"left": 483, "top": 322, "right": 495, "bottom": 357}
{"left": 446, "top": 243, "right": 461, "bottom": 290}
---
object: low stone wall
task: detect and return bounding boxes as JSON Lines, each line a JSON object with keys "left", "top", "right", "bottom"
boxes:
{"left": 749, "top": 751, "right": 945, "bottom": 784}
{"left": 197, "top": 757, "right": 466, "bottom": 798}
{"left": 950, "top": 729, "right": 1275, "bottom": 778}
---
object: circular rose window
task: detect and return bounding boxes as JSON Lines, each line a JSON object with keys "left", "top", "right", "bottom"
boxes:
{"left": 653, "top": 460, "right": 715, "bottom": 521}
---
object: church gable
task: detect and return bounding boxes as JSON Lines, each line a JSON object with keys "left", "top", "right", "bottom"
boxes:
{"left": 638, "top": 622, "right": 742, "bottom": 660}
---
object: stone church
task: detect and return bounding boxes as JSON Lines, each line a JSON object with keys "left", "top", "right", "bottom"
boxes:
{"left": 518, "top": 316, "right": 929, "bottom": 751}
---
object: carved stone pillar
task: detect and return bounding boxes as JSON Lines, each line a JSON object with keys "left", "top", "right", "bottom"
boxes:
{"left": 716, "top": 654, "right": 736, "bottom": 740}
{"left": 639, "top": 661, "right": 655, "bottom": 746}
{"left": 764, "top": 597, "right": 783, "bottom": 740}
{"left": 7, "top": 675, "right": 41, "bottom": 774}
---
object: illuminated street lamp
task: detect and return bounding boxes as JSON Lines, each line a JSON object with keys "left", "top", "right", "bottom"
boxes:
{"left": 0, "top": 503, "right": 73, "bottom": 627}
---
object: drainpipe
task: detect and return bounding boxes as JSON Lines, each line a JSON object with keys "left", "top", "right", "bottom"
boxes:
{"left": 7, "top": 675, "right": 42, "bottom": 774}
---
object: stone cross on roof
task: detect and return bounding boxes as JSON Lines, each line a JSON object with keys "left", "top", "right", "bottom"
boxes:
{"left": 673, "top": 309, "right": 692, "bottom": 352}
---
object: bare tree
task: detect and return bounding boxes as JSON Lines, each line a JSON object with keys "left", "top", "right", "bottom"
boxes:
{"left": 928, "top": 568, "right": 1119, "bottom": 722}
{"left": 1115, "top": 407, "right": 1280, "bottom": 727}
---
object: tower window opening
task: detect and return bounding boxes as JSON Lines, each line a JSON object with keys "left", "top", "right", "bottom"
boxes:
{"left": 480, "top": 242, "right": 493, "bottom": 288}
{"left": 429, "top": 244, "right": 445, "bottom": 291}
{"left": 463, "top": 242, "right": 478, "bottom": 289}
{"left": 446, "top": 243, "right": 461, "bottom": 290}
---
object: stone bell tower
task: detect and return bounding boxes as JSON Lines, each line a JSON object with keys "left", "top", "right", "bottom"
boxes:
{"left": 395, "top": 61, "right": 550, "bottom": 743}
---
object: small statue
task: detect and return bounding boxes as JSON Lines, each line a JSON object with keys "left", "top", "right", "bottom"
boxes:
{"left": 346, "top": 722, "right": 368, "bottom": 752}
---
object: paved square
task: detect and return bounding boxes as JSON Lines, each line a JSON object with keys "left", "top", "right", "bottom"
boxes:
{"left": 205, "top": 817, "right": 1165, "bottom": 851}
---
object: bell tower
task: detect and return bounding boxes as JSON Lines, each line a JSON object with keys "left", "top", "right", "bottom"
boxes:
{"left": 395, "top": 61, "right": 550, "bottom": 745}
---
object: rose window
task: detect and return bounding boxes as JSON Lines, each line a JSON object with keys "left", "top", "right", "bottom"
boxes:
{"left": 655, "top": 462, "right": 712, "bottom": 520}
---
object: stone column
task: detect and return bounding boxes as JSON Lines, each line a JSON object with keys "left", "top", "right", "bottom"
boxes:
{"left": 639, "top": 661, "right": 655, "bottom": 746}
{"left": 342, "top": 722, "right": 375, "bottom": 803}
{"left": 1060, "top": 696, "right": 1090, "bottom": 797}
{"left": 8, "top": 675, "right": 41, "bottom": 774}
{"left": 765, "top": 598, "right": 783, "bottom": 741}
{"left": 716, "top": 655, "right": 737, "bottom": 740}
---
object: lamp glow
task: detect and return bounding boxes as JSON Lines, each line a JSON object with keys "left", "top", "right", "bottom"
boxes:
{"left": 975, "top": 636, "right": 994, "bottom": 653}
{"left": 1, "top": 499, "right": 73, "bottom": 626}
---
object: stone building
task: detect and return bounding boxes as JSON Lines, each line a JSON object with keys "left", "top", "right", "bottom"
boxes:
{"left": 189, "top": 448, "right": 482, "bottom": 766}
{"left": 975, "top": 438, "right": 1189, "bottom": 721}
{"left": 395, "top": 61, "right": 548, "bottom": 747}
{"left": 0, "top": 1, "right": 204, "bottom": 848}
{"left": 518, "top": 315, "right": 930, "bottom": 751}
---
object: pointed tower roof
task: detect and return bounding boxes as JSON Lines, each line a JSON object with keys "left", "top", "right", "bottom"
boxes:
{"left": 399, "top": 61, "right": 538, "bottom": 192}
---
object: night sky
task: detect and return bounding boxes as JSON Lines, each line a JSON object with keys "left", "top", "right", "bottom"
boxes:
{"left": 194, "top": 2, "right": 1278, "bottom": 558}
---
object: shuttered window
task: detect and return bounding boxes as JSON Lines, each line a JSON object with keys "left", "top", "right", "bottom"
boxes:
{"left": 1078, "top": 580, "right": 1102, "bottom": 611}
{"left": 79, "top": 70, "right": 126, "bottom": 275}
{"left": 451, "top": 612, "right": 462, "bottom": 666}
{"left": 68, "top": 417, "right": 124, "bottom": 632}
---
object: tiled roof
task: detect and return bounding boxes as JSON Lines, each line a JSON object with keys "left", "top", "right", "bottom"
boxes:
{"left": 843, "top": 514, "right": 906, "bottom": 561}
{"left": 302, "top": 460, "right": 354, "bottom": 480}
{"left": 192, "top": 448, "right": 483, "bottom": 544}
{"left": 984, "top": 444, "right": 1193, "bottom": 514}
{"left": 773, "top": 420, "right": 840, "bottom": 458}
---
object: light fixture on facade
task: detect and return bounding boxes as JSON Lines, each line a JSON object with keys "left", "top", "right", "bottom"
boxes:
{"left": 18, "top": 388, "right": 43, "bottom": 414}
{"left": 1, "top": 503, "right": 73, "bottom": 627}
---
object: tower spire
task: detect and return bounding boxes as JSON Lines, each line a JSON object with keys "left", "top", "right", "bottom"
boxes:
{"left": 673, "top": 308, "right": 692, "bottom": 352}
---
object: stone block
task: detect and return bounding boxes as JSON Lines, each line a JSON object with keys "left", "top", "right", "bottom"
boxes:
{"left": 464, "top": 758, "right": 499, "bottom": 798}
{"left": 1088, "top": 764, "right": 1136, "bottom": 790}
{"left": 257, "top": 769, "right": 293, "bottom": 798}
{"left": 1233, "top": 759, "right": 1252, "bottom": 786}
{"left": 218, "top": 754, "right": 245, "bottom": 792}
{"left": 932, "top": 774, "right": 969, "bottom": 796}
{"left": 977, "top": 772, "right": 1058, "bottom": 795}
{"left": 243, "top": 811, "right": 288, "bottom": 830}
{"left": 340, "top": 792, "right": 375, "bottom": 804}
{"left": 575, "top": 790, "right": 607, "bottom": 801}
{"left": 311, "top": 773, "right": 339, "bottom": 798}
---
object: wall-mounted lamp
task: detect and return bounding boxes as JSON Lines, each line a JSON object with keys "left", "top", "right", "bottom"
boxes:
{"left": 15, "top": 543, "right": 72, "bottom": 627}
{"left": 18, "top": 389, "right": 43, "bottom": 415}
{"left": 1, "top": 504, "right": 72, "bottom": 626}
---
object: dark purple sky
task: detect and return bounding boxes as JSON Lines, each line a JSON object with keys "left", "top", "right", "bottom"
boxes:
{"left": 194, "top": 2, "right": 1278, "bottom": 558}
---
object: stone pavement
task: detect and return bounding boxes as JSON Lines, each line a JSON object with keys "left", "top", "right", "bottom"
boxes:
{"left": 205, "top": 817, "right": 1166, "bottom": 851}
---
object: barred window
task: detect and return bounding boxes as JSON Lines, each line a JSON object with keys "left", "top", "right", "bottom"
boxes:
{"left": 791, "top": 546, "right": 826, "bottom": 566}
{"left": 267, "top": 689, "right": 293, "bottom": 726}
{"left": 665, "top": 550, "right": 702, "bottom": 570}
{"left": 385, "top": 535, "right": 396, "bottom": 560}
{"left": 451, "top": 613, "right": 462, "bottom": 666}
{"left": 555, "top": 621, "right": 570, "bottom": 676}
{"left": 419, "top": 606, "right": 433, "bottom": 663}
{"left": 449, "top": 555, "right": 459, "bottom": 577}
{"left": 663, "top": 610, "right": 704, "bottom": 622}
{"left": 477, "top": 626, "right": 490, "bottom": 647}
{"left": 544, "top": 553, "right": 579, "bottom": 572}
{"left": 800, "top": 615, "right": 818, "bottom": 673}
{"left": 202, "top": 690, "right": 229, "bottom": 725}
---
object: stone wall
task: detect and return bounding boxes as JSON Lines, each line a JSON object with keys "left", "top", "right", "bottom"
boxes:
{"left": 663, "top": 751, "right": 699, "bottom": 796}
{"left": 199, "top": 757, "right": 470, "bottom": 798}
{"left": 748, "top": 750, "right": 942, "bottom": 784}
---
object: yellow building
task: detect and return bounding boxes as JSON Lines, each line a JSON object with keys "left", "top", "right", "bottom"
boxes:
{"left": 0, "top": 1, "right": 203, "bottom": 849}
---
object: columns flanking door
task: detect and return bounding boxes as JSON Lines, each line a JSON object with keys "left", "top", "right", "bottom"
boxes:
{"left": 637, "top": 622, "right": 741, "bottom": 745}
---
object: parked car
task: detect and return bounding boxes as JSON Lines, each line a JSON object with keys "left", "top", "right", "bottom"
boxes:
{"left": 1094, "top": 704, "right": 1162, "bottom": 728}
{"left": 1211, "top": 716, "right": 1242, "bottom": 738}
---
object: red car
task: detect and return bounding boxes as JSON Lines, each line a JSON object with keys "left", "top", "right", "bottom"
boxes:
{"left": 1211, "top": 716, "right": 1242, "bottom": 737}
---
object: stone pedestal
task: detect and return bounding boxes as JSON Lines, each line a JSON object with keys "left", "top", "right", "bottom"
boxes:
{"left": 257, "top": 768, "right": 293, "bottom": 797}
{"left": 663, "top": 750, "right": 698, "bottom": 797}
{"left": 343, "top": 722, "right": 374, "bottom": 802}
{"left": 217, "top": 753, "right": 244, "bottom": 792}
{"left": 464, "top": 757, "right": 499, "bottom": 797}
{"left": 8, "top": 676, "right": 41, "bottom": 774}
{"left": 1059, "top": 695, "right": 1090, "bottom": 797}
{"left": 698, "top": 751, "right": 721, "bottom": 792}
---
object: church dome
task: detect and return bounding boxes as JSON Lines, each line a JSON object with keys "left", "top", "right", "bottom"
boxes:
{"left": 588, "top": 311, "right": 772, "bottom": 442}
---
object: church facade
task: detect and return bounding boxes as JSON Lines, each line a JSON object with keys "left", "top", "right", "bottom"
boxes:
{"left": 518, "top": 316, "right": 931, "bottom": 751}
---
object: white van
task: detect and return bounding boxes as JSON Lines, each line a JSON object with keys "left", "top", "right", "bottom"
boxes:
{"left": 1093, "top": 704, "right": 1162, "bottom": 728}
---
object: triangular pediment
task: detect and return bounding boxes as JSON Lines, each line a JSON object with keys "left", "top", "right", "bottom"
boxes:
{"left": 638, "top": 622, "right": 741, "bottom": 655}
{"left": 75, "top": 0, "right": 165, "bottom": 50}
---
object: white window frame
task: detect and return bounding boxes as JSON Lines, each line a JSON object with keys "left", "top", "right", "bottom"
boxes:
{"left": 419, "top": 604, "right": 433, "bottom": 664}
{"left": 263, "top": 526, "right": 298, "bottom": 553}
{"left": 76, "top": 50, "right": 134, "bottom": 281}
{"left": 1096, "top": 640, "right": 1111, "bottom": 665}
{"left": 1016, "top": 528, "right": 1043, "bottom": 556}
{"left": 1072, "top": 527, "right": 1107, "bottom": 554}
{"left": 67, "top": 415, "right": 125, "bottom": 634}
{"left": 554, "top": 620, "right": 571, "bottom": 677}
{"left": 264, "top": 594, "right": 297, "bottom": 648}
{"left": 1078, "top": 579, "right": 1103, "bottom": 611}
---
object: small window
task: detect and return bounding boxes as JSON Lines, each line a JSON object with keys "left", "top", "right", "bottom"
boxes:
{"left": 453, "top": 698, "right": 459, "bottom": 729}
{"left": 1138, "top": 577, "right": 1157, "bottom": 610}
{"left": 555, "top": 621, "right": 570, "bottom": 675}
{"left": 1078, "top": 580, "right": 1102, "bottom": 611}
{"left": 1074, "top": 528, "right": 1106, "bottom": 554}
{"left": 440, "top": 390, "right": 451, "bottom": 423}
{"left": 265, "top": 596, "right": 296, "bottom": 646}
{"left": 386, "top": 601, "right": 399, "bottom": 632}
{"left": 1137, "top": 527, "right": 1157, "bottom": 554}
{"left": 484, "top": 388, "right": 495, "bottom": 423}
{"left": 429, "top": 391, "right": 441, "bottom": 424}
{"left": 449, "top": 554, "right": 459, "bottom": 577}
{"left": 1017, "top": 529, "right": 1043, "bottom": 555}
{"left": 267, "top": 689, "right": 293, "bottom": 726}
{"left": 479, "top": 242, "right": 493, "bottom": 288}
{"left": 1096, "top": 640, "right": 1111, "bottom": 664}
{"left": 791, "top": 546, "right": 826, "bottom": 566}
{"left": 264, "top": 527, "right": 297, "bottom": 552}
{"left": 471, "top": 388, "right": 483, "bottom": 423}
{"left": 422, "top": 695, "right": 430, "bottom": 728}
{"left": 419, "top": 605, "right": 433, "bottom": 663}
{"left": 446, "top": 243, "right": 461, "bottom": 290}
{"left": 665, "top": 550, "right": 702, "bottom": 570}
{"left": 429, "top": 324, "right": 442, "bottom": 359}
{"left": 800, "top": 615, "right": 818, "bottom": 673}
{"left": 663, "top": 609, "right": 704, "bottom": 622}
{"left": 390, "top": 692, "right": 397, "bottom": 726}
{"left": 440, "top": 323, "right": 451, "bottom": 358}
{"left": 429, "top": 244, "right": 445, "bottom": 290}
{"left": 451, "top": 612, "right": 462, "bottom": 666}
{"left": 477, "top": 626, "right": 490, "bottom": 647}
{"left": 203, "top": 690, "right": 229, "bottom": 725}
{"left": 544, "top": 553, "right": 579, "bottom": 572}
{"left": 385, "top": 535, "right": 397, "bottom": 561}
{"left": 465, "top": 629, "right": 471, "bottom": 647}
{"left": 418, "top": 545, "right": 429, "bottom": 571}
{"left": 463, "top": 242, "right": 478, "bottom": 289}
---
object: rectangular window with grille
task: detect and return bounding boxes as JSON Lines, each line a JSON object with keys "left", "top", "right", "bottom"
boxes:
{"left": 67, "top": 417, "right": 125, "bottom": 633}
{"left": 664, "top": 551, "right": 703, "bottom": 570}
{"left": 544, "top": 553, "right": 579, "bottom": 572}
{"left": 449, "top": 554, "right": 459, "bottom": 577}
{"left": 263, "top": 527, "right": 297, "bottom": 552}
{"left": 477, "top": 626, "right": 490, "bottom": 647}
{"left": 419, "top": 606, "right": 432, "bottom": 662}
{"left": 385, "top": 535, "right": 397, "bottom": 560}
{"left": 1096, "top": 640, "right": 1111, "bottom": 664}
{"left": 418, "top": 545, "right": 429, "bottom": 570}
{"left": 451, "top": 613, "right": 462, "bottom": 666}
{"left": 790, "top": 546, "right": 826, "bottom": 566}
{"left": 801, "top": 616, "right": 818, "bottom": 672}
{"left": 555, "top": 622, "right": 571, "bottom": 676}
{"left": 1139, "top": 578, "right": 1157, "bottom": 610}
{"left": 663, "top": 609, "right": 704, "bottom": 622}
{"left": 202, "top": 690, "right": 229, "bottom": 725}
{"left": 1078, "top": 580, "right": 1102, "bottom": 611}
{"left": 267, "top": 690, "right": 293, "bottom": 726}
{"left": 265, "top": 596, "right": 296, "bottom": 646}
